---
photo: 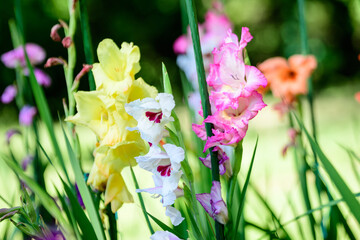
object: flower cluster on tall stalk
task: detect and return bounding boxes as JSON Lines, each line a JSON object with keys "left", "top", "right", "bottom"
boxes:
{"left": 184, "top": 26, "right": 267, "bottom": 229}
{"left": 67, "top": 39, "right": 157, "bottom": 212}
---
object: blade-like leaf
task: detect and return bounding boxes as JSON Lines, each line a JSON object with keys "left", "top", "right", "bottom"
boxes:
{"left": 294, "top": 114, "right": 360, "bottom": 224}
{"left": 146, "top": 211, "right": 185, "bottom": 239}
{"left": 0, "top": 155, "right": 70, "bottom": 231}
{"left": 60, "top": 124, "right": 106, "bottom": 240}
{"left": 162, "top": 63, "right": 173, "bottom": 95}
{"left": 233, "top": 137, "right": 258, "bottom": 239}
{"left": 129, "top": 166, "right": 155, "bottom": 235}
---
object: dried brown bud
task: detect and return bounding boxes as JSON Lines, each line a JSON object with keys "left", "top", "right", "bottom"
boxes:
{"left": 44, "top": 57, "right": 67, "bottom": 68}
{"left": 62, "top": 37, "right": 73, "bottom": 48}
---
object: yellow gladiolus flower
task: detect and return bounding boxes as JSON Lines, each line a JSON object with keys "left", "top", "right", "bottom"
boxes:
{"left": 104, "top": 172, "right": 133, "bottom": 213}
{"left": 93, "top": 39, "right": 141, "bottom": 95}
{"left": 67, "top": 39, "right": 160, "bottom": 213}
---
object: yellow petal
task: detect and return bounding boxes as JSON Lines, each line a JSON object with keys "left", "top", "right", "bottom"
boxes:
{"left": 66, "top": 91, "right": 115, "bottom": 139}
{"left": 104, "top": 173, "right": 133, "bottom": 213}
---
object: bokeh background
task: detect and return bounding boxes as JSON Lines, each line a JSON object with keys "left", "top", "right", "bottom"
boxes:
{"left": 1, "top": 0, "right": 360, "bottom": 116}
{"left": 1, "top": 0, "right": 360, "bottom": 239}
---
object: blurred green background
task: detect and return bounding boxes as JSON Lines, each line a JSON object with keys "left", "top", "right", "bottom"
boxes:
{"left": 1, "top": 0, "right": 360, "bottom": 118}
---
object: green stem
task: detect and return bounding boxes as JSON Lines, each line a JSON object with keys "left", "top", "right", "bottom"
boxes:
{"left": 227, "top": 142, "right": 243, "bottom": 207}
{"left": 106, "top": 204, "right": 118, "bottom": 240}
{"left": 79, "top": 0, "right": 95, "bottom": 90}
{"left": 183, "top": 0, "right": 224, "bottom": 239}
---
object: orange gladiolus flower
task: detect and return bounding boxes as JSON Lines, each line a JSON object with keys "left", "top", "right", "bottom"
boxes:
{"left": 258, "top": 55, "right": 317, "bottom": 103}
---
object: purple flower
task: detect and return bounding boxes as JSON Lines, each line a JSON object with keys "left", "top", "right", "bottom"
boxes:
{"left": 23, "top": 68, "right": 52, "bottom": 87}
{"left": 199, "top": 146, "right": 231, "bottom": 176}
{"left": 1, "top": 43, "right": 46, "bottom": 68}
{"left": 6, "top": 129, "right": 21, "bottom": 145}
{"left": 21, "top": 155, "right": 34, "bottom": 171}
{"left": 19, "top": 105, "right": 37, "bottom": 126}
{"left": 196, "top": 181, "right": 228, "bottom": 224}
{"left": 1, "top": 85, "right": 17, "bottom": 104}
{"left": 75, "top": 184, "right": 85, "bottom": 209}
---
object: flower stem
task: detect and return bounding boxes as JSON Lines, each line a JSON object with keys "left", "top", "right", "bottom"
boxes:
{"left": 79, "top": 0, "right": 96, "bottom": 91}
{"left": 183, "top": 0, "right": 224, "bottom": 239}
{"left": 106, "top": 204, "right": 118, "bottom": 240}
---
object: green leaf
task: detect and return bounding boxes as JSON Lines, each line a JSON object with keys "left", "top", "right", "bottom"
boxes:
{"left": 146, "top": 211, "right": 185, "bottom": 239}
{"left": 20, "top": 185, "right": 36, "bottom": 223}
{"left": 129, "top": 166, "right": 155, "bottom": 234}
{"left": 60, "top": 124, "right": 106, "bottom": 240}
{"left": 54, "top": 188, "right": 82, "bottom": 240}
{"left": 62, "top": 181, "right": 97, "bottom": 240}
{"left": 0, "top": 155, "right": 70, "bottom": 231}
{"left": 14, "top": 0, "right": 70, "bottom": 185}
{"left": 79, "top": 0, "right": 95, "bottom": 90}
{"left": 233, "top": 137, "right": 258, "bottom": 240}
{"left": 294, "top": 114, "right": 360, "bottom": 225}
{"left": 0, "top": 207, "right": 21, "bottom": 222}
{"left": 162, "top": 62, "right": 172, "bottom": 95}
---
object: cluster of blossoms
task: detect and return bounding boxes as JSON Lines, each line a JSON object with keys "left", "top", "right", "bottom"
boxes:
{"left": 180, "top": 27, "right": 267, "bottom": 224}
{"left": 125, "top": 94, "right": 185, "bottom": 226}
{"left": 67, "top": 39, "right": 157, "bottom": 212}
{"left": 193, "top": 28, "right": 267, "bottom": 153}
{"left": 173, "top": 6, "right": 232, "bottom": 119}
{"left": 68, "top": 39, "right": 186, "bottom": 228}
{"left": 1, "top": 43, "right": 51, "bottom": 125}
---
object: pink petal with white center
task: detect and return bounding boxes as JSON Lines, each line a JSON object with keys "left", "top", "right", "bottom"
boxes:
{"left": 165, "top": 206, "right": 184, "bottom": 226}
{"left": 243, "top": 65, "right": 267, "bottom": 97}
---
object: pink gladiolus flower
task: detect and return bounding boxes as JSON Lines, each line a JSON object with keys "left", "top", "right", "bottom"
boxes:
{"left": 23, "top": 68, "right": 52, "bottom": 87}
{"left": 196, "top": 181, "right": 228, "bottom": 224}
{"left": 1, "top": 85, "right": 17, "bottom": 104}
{"left": 19, "top": 105, "right": 37, "bottom": 126}
{"left": 1, "top": 43, "right": 46, "bottom": 68}
{"left": 207, "top": 29, "right": 267, "bottom": 107}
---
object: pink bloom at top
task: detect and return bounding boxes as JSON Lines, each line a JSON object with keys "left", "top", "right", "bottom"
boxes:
{"left": 196, "top": 181, "right": 228, "bottom": 224}
{"left": 207, "top": 28, "right": 267, "bottom": 110}
{"left": 1, "top": 85, "right": 17, "bottom": 104}
{"left": 19, "top": 105, "right": 37, "bottom": 126}
{"left": 1, "top": 43, "right": 46, "bottom": 68}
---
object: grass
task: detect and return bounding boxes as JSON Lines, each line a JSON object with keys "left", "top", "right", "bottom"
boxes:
{"left": 0, "top": 83, "right": 360, "bottom": 239}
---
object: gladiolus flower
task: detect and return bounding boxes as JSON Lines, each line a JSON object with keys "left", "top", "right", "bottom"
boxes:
{"left": 19, "top": 105, "right": 37, "bottom": 126}
{"left": 258, "top": 55, "right": 317, "bottom": 103}
{"left": 125, "top": 93, "right": 175, "bottom": 145}
{"left": 196, "top": 181, "right": 228, "bottom": 224}
{"left": 1, "top": 85, "right": 17, "bottom": 104}
{"left": 165, "top": 206, "right": 185, "bottom": 226}
{"left": 150, "top": 231, "right": 181, "bottom": 240}
{"left": 1, "top": 43, "right": 46, "bottom": 68}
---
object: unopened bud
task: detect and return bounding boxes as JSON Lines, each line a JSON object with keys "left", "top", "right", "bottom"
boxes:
{"left": 72, "top": 0, "right": 79, "bottom": 11}
{"left": 62, "top": 37, "right": 73, "bottom": 48}
{"left": 44, "top": 57, "right": 67, "bottom": 68}
{"left": 72, "top": 64, "right": 93, "bottom": 91}
{"left": 58, "top": 19, "right": 69, "bottom": 30}
{"left": 50, "top": 24, "right": 62, "bottom": 42}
